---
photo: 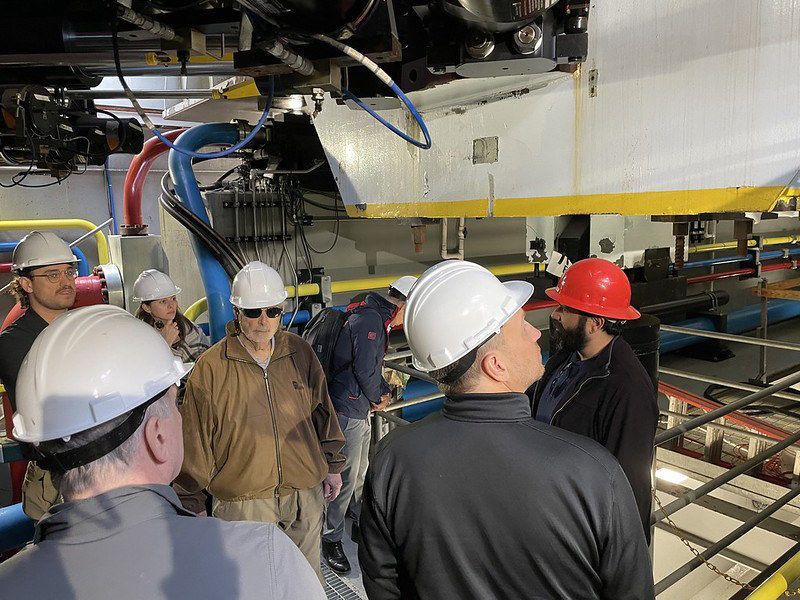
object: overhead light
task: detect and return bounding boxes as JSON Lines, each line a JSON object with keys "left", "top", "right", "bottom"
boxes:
{"left": 656, "top": 468, "right": 688, "bottom": 484}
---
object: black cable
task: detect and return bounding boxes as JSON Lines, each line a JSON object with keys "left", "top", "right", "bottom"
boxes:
{"left": 160, "top": 175, "right": 246, "bottom": 270}
{"left": 146, "top": 0, "right": 208, "bottom": 11}
{"left": 159, "top": 172, "right": 247, "bottom": 269}
{"left": 159, "top": 193, "right": 240, "bottom": 280}
{"left": 302, "top": 195, "right": 341, "bottom": 211}
{"left": 297, "top": 185, "right": 340, "bottom": 254}
{"left": 216, "top": 166, "right": 240, "bottom": 183}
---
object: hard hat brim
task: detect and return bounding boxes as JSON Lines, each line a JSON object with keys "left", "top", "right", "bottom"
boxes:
{"left": 545, "top": 287, "right": 641, "bottom": 320}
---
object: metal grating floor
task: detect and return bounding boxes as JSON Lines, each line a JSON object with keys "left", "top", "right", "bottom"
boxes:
{"left": 322, "top": 563, "right": 365, "bottom": 600}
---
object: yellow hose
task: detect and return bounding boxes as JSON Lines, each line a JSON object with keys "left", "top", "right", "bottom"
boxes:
{"left": 0, "top": 219, "right": 109, "bottom": 263}
{"left": 184, "top": 297, "right": 208, "bottom": 322}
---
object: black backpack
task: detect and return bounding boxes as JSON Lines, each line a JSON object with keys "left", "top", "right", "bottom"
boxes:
{"left": 302, "top": 307, "right": 352, "bottom": 382}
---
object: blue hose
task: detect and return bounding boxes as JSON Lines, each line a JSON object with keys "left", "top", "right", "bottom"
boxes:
{"left": 155, "top": 78, "right": 273, "bottom": 160}
{"left": 682, "top": 248, "right": 800, "bottom": 270}
{"left": 168, "top": 124, "right": 238, "bottom": 342}
{"left": 0, "top": 242, "right": 89, "bottom": 277}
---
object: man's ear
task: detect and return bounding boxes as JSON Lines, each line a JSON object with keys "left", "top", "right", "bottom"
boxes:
{"left": 143, "top": 413, "right": 169, "bottom": 465}
{"left": 587, "top": 316, "right": 605, "bottom": 335}
{"left": 18, "top": 276, "right": 33, "bottom": 294}
{"left": 480, "top": 349, "right": 510, "bottom": 383}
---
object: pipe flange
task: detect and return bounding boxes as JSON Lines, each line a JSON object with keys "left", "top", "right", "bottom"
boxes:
{"left": 120, "top": 224, "right": 149, "bottom": 236}
{"left": 95, "top": 263, "right": 125, "bottom": 309}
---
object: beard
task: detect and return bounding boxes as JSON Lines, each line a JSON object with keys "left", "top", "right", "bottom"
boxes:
{"left": 549, "top": 315, "right": 589, "bottom": 355}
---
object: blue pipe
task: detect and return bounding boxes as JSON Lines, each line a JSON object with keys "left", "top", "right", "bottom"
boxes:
{"left": 168, "top": 124, "right": 239, "bottom": 343}
{"left": 0, "top": 503, "right": 34, "bottom": 554}
{"left": 0, "top": 242, "right": 90, "bottom": 277}
{"left": 659, "top": 299, "right": 800, "bottom": 353}
{"left": 682, "top": 255, "right": 748, "bottom": 269}
{"left": 681, "top": 248, "right": 800, "bottom": 270}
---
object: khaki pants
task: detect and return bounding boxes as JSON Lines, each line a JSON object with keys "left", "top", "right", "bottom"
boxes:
{"left": 22, "top": 462, "right": 60, "bottom": 521}
{"left": 213, "top": 486, "right": 325, "bottom": 578}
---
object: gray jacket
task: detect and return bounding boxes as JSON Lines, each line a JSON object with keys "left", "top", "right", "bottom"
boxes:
{"left": 0, "top": 484, "right": 325, "bottom": 600}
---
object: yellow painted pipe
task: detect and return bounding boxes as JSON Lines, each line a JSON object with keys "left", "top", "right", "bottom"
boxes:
{"left": 689, "top": 236, "right": 799, "bottom": 254}
{"left": 184, "top": 297, "right": 208, "bottom": 322}
{"left": 745, "top": 551, "right": 800, "bottom": 599}
{"left": 0, "top": 219, "right": 109, "bottom": 264}
{"left": 184, "top": 262, "right": 544, "bottom": 320}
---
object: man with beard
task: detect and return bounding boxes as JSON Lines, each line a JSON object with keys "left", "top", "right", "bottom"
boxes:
{"left": 528, "top": 258, "right": 659, "bottom": 542}
{"left": 0, "top": 231, "right": 79, "bottom": 519}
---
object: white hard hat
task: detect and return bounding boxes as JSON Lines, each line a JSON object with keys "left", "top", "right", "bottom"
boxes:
{"left": 405, "top": 260, "right": 533, "bottom": 372}
{"left": 229, "top": 261, "right": 288, "bottom": 309}
{"left": 388, "top": 275, "right": 417, "bottom": 301}
{"left": 12, "top": 305, "right": 192, "bottom": 443}
{"left": 132, "top": 269, "right": 181, "bottom": 302}
{"left": 12, "top": 231, "right": 77, "bottom": 272}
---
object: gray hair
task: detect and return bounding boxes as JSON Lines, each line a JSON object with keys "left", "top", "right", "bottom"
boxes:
{"left": 39, "top": 395, "right": 173, "bottom": 501}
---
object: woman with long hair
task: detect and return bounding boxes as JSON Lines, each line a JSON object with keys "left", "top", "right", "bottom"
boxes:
{"left": 133, "top": 269, "right": 209, "bottom": 363}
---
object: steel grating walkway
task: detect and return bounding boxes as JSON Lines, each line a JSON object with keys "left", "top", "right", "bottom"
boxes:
{"left": 322, "top": 563, "right": 365, "bottom": 600}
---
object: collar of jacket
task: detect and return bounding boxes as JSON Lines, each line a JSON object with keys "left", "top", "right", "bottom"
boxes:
{"left": 363, "top": 292, "right": 399, "bottom": 326}
{"left": 35, "top": 484, "right": 194, "bottom": 544}
{"left": 223, "top": 320, "right": 293, "bottom": 364}
{"left": 443, "top": 391, "right": 532, "bottom": 422}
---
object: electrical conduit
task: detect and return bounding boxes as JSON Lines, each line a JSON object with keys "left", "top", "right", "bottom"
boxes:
{"left": 168, "top": 124, "right": 238, "bottom": 342}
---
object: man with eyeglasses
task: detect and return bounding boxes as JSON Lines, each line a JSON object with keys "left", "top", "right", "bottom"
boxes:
{"left": 176, "top": 261, "right": 346, "bottom": 577}
{"left": 528, "top": 258, "right": 659, "bottom": 542}
{"left": 0, "top": 231, "right": 79, "bottom": 520}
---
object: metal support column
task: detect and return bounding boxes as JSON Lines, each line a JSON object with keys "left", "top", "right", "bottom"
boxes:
{"left": 757, "top": 278, "right": 769, "bottom": 383}
{"left": 666, "top": 395, "right": 688, "bottom": 451}
{"left": 703, "top": 417, "right": 725, "bottom": 463}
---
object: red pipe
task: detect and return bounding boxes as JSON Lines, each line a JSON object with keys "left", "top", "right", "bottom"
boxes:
{"left": 71, "top": 275, "right": 106, "bottom": 308}
{"left": 686, "top": 261, "right": 796, "bottom": 284}
{"left": 123, "top": 128, "right": 186, "bottom": 226}
{"left": 0, "top": 262, "right": 11, "bottom": 273}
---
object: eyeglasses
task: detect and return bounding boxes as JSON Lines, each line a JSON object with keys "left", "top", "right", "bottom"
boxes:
{"left": 27, "top": 267, "right": 79, "bottom": 283}
{"left": 241, "top": 306, "right": 283, "bottom": 319}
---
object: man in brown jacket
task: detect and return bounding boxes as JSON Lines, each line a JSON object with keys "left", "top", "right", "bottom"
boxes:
{"left": 176, "top": 261, "right": 346, "bottom": 575}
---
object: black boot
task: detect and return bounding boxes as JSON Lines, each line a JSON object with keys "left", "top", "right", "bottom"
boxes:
{"left": 351, "top": 521, "right": 360, "bottom": 545}
{"left": 322, "top": 540, "right": 351, "bottom": 575}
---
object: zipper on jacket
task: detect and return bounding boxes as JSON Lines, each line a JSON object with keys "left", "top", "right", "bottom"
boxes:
{"left": 263, "top": 370, "right": 284, "bottom": 494}
{"left": 549, "top": 372, "right": 609, "bottom": 425}
{"left": 543, "top": 336, "right": 619, "bottom": 424}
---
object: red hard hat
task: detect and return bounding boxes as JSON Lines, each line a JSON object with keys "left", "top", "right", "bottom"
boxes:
{"left": 545, "top": 258, "right": 641, "bottom": 321}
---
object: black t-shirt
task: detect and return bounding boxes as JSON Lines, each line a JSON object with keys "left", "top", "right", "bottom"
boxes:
{"left": 0, "top": 309, "right": 48, "bottom": 411}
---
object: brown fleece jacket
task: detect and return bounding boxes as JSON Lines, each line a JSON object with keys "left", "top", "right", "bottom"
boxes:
{"left": 175, "top": 322, "right": 345, "bottom": 513}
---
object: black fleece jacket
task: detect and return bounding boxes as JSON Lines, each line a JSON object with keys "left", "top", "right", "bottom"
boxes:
{"left": 359, "top": 392, "right": 654, "bottom": 600}
{"left": 529, "top": 336, "right": 659, "bottom": 543}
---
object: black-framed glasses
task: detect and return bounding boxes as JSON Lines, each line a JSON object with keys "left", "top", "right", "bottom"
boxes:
{"left": 27, "top": 267, "right": 79, "bottom": 283}
{"left": 241, "top": 306, "right": 283, "bottom": 319}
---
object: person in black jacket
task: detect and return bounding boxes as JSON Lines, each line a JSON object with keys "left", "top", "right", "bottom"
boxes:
{"left": 321, "top": 276, "right": 416, "bottom": 574}
{"left": 529, "top": 257, "right": 659, "bottom": 543}
{"left": 359, "top": 260, "right": 654, "bottom": 600}
{"left": 0, "top": 231, "right": 79, "bottom": 520}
